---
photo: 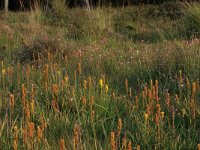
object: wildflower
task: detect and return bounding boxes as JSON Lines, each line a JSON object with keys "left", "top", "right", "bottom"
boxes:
{"left": 78, "top": 62, "right": 81, "bottom": 75}
{"left": 91, "top": 110, "right": 95, "bottom": 123}
{"left": 136, "top": 145, "right": 140, "bottom": 150}
{"left": 10, "top": 94, "right": 15, "bottom": 112}
{"left": 179, "top": 70, "right": 183, "bottom": 87}
{"left": 90, "top": 96, "right": 94, "bottom": 108}
{"left": 198, "top": 144, "right": 200, "bottom": 150}
{"left": 181, "top": 108, "right": 186, "bottom": 117}
{"left": 60, "top": 138, "right": 65, "bottom": 150}
{"left": 28, "top": 122, "right": 35, "bottom": 139}
{"left": 82, "top": 96, "right": 87, "bottom": 107}
{"left": 161, "top": 112, "right": 164, "bottom": 120}
{"left": 37, "top": 126, "right": 43, "bottom": 142}
{"left": 105, "top": 84, "right": 109, "bottom": 93}
{"left": 73, "top": 123, "right": 80, "bottom": 149}
{"left": 99, "top": 79, "right": 103, "bottom": 88}
{"left": 122, "top": 134, "right": 127, "bottom": 149}
{"left": 110, "top": 131, "right": 116, "bottom": 150}
{"left": 144, "top": 113, "right": 149, "bottom": 125}
{"left": 129, "top": 88, "right": 132, "bottom": 97}
{"left": 127, "top": 141, "right": 132, "bottom": 150}
{"left": 125, "top": 79, "right": 128, "bottom": 95}
{"left": 117, "top": 118, "right": 122, "bottom": 137}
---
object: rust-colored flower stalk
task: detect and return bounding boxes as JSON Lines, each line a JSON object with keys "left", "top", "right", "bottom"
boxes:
{"left": 25, "top": 104, "right": 30, "bottom": 122}
{"left": 186, "top": 78, "right": 190, "bottom": 90}
{"left": 122, "top": 134, "right": 127, "bottom": 150}
{"left": 10, "top": 94, "right": 15, "bottom": 114}
{"left": 125, "top": 79, "right": 128, "bottom": 95}
{"left": 144, "top": 113, "right": 149, "bottom": 125}
{"left": 60, "top": 137, "right": 65, "bottom": 150}
{"left": 155, "top": 104, "right": 161, "bottom": 126}
{"left": 91, "top": 110, "right": 95, "bottom": 123}
{"left": 110, "top": 131, "right": 116, "bottom": 150}
{"left": 28, "top": 122, "right": 35, "bottom": 139}
{"left": 22, "top": 84, "right": 26, "bottom": 109}
{"left": 78, "top": 62, "right": 82, "bottom": 75}
{"left": 136, "top": 145, "right": 140, "bottom": 150}
{"left": 190, "top": 99, "right": 196, "bottom": 119}
{"left": 73, "top": 123, "right": 80, "bottom": 149}
{"left": 82, "top": 96, "right": 87, "bottom": 107}
{"left": 90, "top": 96, "right": 94, "bottom": 108}
{"left": 37, "top": 126, "right": 43, "bottom": 143}
{"left": 117, "top": 118, "right": 122, "bottom": 137}
{"left": 13, "top": 125, "right": 18, "bottom": 150}
{"left": 179, "top": 70, "right": 183, "bottom": 87}
{"left": 127, "top": 141, "right": 132, "bottom": 150}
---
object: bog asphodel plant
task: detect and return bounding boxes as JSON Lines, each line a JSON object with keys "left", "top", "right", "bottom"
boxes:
{"left": 122, "top": 134, "right": 127, "bottom": 150}
{"left": 144, "top": 113, "right": 149, "bottom": 125}
{"left": 10, "top": 94, "right": 15, "bottom": 114}
{"left": 127, "top": 141, "right": 132, "bottom": 150}
{"left": 37, "top": 126, "right": 43, "bottom": 143}
{"left": 117, "top": 118, "right": 122, "bottom": 137}
{"left": 110, "top": 131, "right": 116, "bottom": 150}
{"left": 125, "top": 79, "right": 128, "bottom": 95}
{"left": 105, "top": 84, "right": 109, "bottom": 93}
{"left": 60, "top": 137, "right": 65, "bottom": 150}
{"left": 13, "top": 125, "right": 18, "bottom": 150}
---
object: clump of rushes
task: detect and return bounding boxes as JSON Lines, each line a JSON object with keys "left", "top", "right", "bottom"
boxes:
{"left": 110, "top": 131, "right": 116, "bottom": 150}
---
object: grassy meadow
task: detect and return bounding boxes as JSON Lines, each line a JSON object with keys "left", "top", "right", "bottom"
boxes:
{"left": 0, "top": 2, "right": 200, "bottom": 150}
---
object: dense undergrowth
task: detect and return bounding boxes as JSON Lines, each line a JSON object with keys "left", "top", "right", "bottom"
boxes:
{"left": 0, "top": 2, "right": 200, "bottom": 150}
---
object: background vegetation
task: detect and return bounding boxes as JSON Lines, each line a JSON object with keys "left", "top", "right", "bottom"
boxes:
{"left": 0, "top": 1, "right": 200, "bottom": 150}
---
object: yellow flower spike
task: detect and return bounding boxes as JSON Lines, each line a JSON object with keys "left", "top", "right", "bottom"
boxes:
{"left": 161, "top": 112, "right": 165, "bottom": 120}
{"left": 181, "top": 108, "right": 186, "bottom": 117}
{"left": 144, "top": 113, "right": 149, "bottom": 125}
{"left": 99, "top": 79, "right": 103, "bottom": 88}
{"left": 2, "top": 68, "right": 6, "bottom": 76}
{"left": 105, "top": 84, "right": 109, "bottom": 93}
